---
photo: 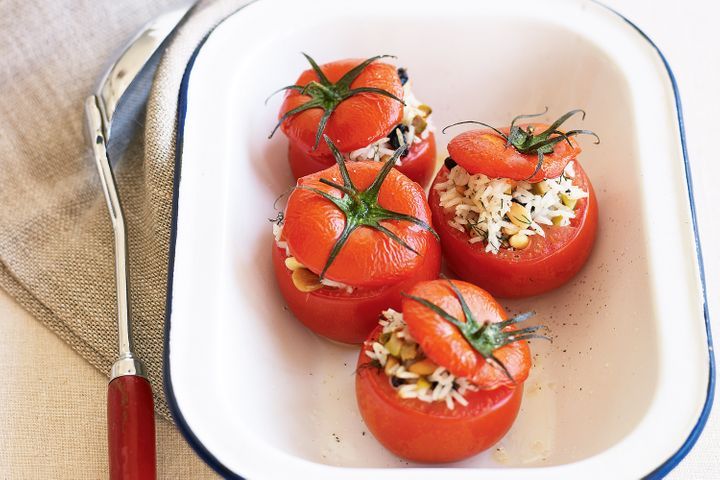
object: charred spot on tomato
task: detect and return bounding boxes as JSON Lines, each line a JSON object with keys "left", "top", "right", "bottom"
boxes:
{"left": 444, "top": 157, "right": 457, "bottom": 170}
{"left": 388, "top": 124, "right": 410, "bottom": 157}
{"left": 397, "top": 67, "right": 409, "bottom": 85}
{"left": 357, "top": 358, "right": 383, "bottom": 375}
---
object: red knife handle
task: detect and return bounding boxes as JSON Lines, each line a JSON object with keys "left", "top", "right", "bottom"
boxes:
{"left": 108, "top": 375, "right": 157, "bottom": 480}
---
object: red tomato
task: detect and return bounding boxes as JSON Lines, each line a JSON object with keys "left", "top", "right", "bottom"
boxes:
{"left": 283, "top": 162, "right": 437, "bottom": 287}
{"left": 429, "top": 160, "right": 598, "bottom": 298}
{"left": 279, "top": 59, "right": 403, "bottom": 157}
{"left": 355, "top": 279, "right": 530, "bottom": 462}
{"left": 401, "top": 279, "right": 531, "bottom": 388}
{"left": 394, "top": 131, "right": 437, "bottom": 188}
{"left": 288, "top": 131, "right": 438, "bottom": 188}
{"left": 448, "top": 123, "right": 581, "bottom": 182}
{"left": 274, "top": 159, "right": 441, "bottom": 343}
{"left": 272, "top": 241, "right": 440, "bottom": 344}
{"left": 356, "top": 337, "right": 522, "bottom": 463}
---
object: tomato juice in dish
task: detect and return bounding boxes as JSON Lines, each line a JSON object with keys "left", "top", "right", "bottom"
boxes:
{"left": 430, "top": 109, "right": 599, "bottom": 298}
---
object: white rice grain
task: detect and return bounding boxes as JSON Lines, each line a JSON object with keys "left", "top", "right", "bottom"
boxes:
{"left": 434, "top": 162, "right": 588, "bottom": 253}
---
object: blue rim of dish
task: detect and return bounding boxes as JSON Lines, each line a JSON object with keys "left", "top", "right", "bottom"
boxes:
{"left": 163, "top": 2, "right": 715, "bottom": 479}
{"left": 608, "top": 8, "right": 716, "bottom": 480}
{"left": 163, "top": 28, "right": 242, "bottom": 480}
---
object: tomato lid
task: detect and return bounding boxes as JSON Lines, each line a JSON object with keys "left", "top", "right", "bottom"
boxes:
{"left": 272, "top": 54, "right": 404, "bottom": 158}
{"left": 283, "top": 137, "right": 438, "bottom": 288}
{"left": 445, "top": 109, "right": 599, "bottom": 182}
{"left": 401, "top": 279, "right": 540, "bottom": 389}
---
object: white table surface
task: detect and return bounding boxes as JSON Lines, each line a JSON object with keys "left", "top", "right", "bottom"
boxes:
{"left": 1, "top": 0, "right": 717, "bottom": 478}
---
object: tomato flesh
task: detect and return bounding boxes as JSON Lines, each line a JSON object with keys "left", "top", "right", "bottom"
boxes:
{"left": 272, "top": 240, "right": 440, "bottom": 344}
{"left": 429, "top": 160, "right": 598, "bottom": 298}
{"left": 356, "top": 325, "right": 523, "bottom": 462}
{"left": 288, "top": 131, "right": 438, "bottom": 188}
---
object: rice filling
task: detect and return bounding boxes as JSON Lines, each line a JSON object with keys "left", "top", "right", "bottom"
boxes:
{"left": 434, "top": 162, "right": 588, "bottom": 254}
{"left": 364, "top": 309, "right": 478, "bottom": 410}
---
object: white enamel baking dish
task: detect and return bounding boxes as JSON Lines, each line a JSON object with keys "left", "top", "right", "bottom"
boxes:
{"left": 164, "top": 0, "right": 714, "bottom": 477}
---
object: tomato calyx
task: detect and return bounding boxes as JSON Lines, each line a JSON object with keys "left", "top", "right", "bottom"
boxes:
{"left": 268, "top": 53, "right": 405, "bottom": 150}
{"left": 443, "top": 108, "right": 599, "bottom": 180}
{"left": 298, "top": 135, "right": 438, "bottom": 280}
{"left": 402, "top": 277, "right": 548, "bottom": 384}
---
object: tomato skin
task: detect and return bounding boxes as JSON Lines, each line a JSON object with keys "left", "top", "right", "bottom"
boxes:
{"left": 283, "top": 161, "right": 437, "bottom": 287}
{"left": 448, "top": 123, "right": 581, "bottom": 182}
{"left": 395, "top": 131, "right": 437, "bottom": 188}
{"left": 402, "top": 280, "right": 531, "bottom": 388}
{"left": 288, "top": 132, "right": 438, "bottom": 188}
{"left": 429, "top": 161, "right": 598, "bottom": 298}
{"left": 287, "top": 140, "right": 336, "bottom": 180}
{"left": 279, "top": 59, "right": 403, "bottom": 157}
{"left": 272, "top": 240, "right": 441, "bottom": 344}
{"left": 355, "top": 326, "right": 523, "bottom": 462}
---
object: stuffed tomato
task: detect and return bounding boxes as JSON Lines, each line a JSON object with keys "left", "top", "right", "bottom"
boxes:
{"left": 270, "top": 54, "right": 437, "bottom": 187}
{"left": 356, "top": 278, "right": 542, "bottom": 463}
{"left": 273, "top": 136, "right": 441, "bottom": 344}
{"left": 429, "top": 109, "right": 599, "bottom": 298}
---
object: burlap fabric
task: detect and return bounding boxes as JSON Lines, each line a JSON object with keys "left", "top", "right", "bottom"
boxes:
{"left": 0, "top": 0, "right": 248, "bottom": 420}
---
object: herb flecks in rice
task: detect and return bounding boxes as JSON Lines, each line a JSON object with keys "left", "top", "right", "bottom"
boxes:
{"left": 364, "top": 309, "right": 478, "bottom": 410}
{"left": 434, "top": 162, "right": 588, "bottom": 254}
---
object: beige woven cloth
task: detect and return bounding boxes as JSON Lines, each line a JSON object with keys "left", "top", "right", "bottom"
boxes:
{"left": 0, "top": 0, "right": 247, "bottom": 420}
